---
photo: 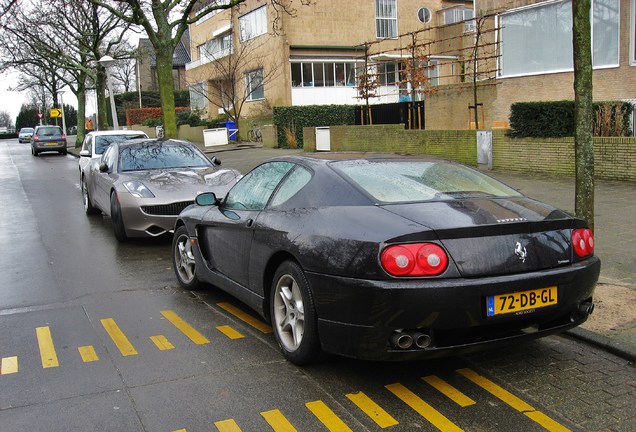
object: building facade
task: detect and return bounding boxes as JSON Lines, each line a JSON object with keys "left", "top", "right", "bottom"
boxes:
{"left": 186, "top": 0, "right": 635, "bottom": 131}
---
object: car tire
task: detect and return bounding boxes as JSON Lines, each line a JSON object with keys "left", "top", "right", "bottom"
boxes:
{"left": 32, "top": 147, "right": 38, "bottom": 156}
{"left": 60, "top": 149, "right": 67, "bottom": 155}
{"left": 270, "top": 260, "right": 322, "bottom": 365}
{"left": 172, "top": 225, "right": 203, "bottom": 291}
{"left": 82, "top": 178, "right": 99, "bottom": 215}
{"left": 110, "top": 192, "right": 128, "bottom": 242}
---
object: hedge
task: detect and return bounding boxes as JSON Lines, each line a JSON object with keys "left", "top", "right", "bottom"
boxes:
{"left": 126, "top": 107, "right": 190, "bottom": 126}
{"left": 273, "top": 105, "right": 356, "bottom": 148}
{"left": 509, "top": 100, "right": 633, "bottom": 138}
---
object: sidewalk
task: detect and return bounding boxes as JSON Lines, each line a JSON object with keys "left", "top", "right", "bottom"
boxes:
{"left": 67, "top": 140, "right": 636, "bottom": 362}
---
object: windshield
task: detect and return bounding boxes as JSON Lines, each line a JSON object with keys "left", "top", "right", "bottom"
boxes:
{"left": 37, "top": 127, "right": 62, "bottom": 136}
{"left": 331, "top": 159, "right": 522, "bottom": 203}
{"left": 119, "top": 142, "right": 212, "bottom": 172}
{"left": 95, "top": 134, "right": 148, "bottom": 155}
{"left": 20, "top": 128, "right": 34, "bottom": 133}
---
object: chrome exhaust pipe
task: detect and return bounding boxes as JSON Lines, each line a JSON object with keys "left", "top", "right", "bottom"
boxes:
{"left": 578, "top": 301, "right": 595, "bottom": 316}
{"left": 390, "top": 331, "right": 413, "bottom": 349}
{"left": 411, "top": 332, "right": 432, "bottom": 349}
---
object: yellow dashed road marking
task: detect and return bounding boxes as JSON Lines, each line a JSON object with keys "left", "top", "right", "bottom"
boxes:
{"left": 214, "top": 418, "right": 242, "bottom": 431}
{"left": 261, "top": 409, "right": 298, "bottom": 431}
{"left": 306, "top": 400, "right": 353, "bottom": 432}
{"left": 346, "top": 391, "right": 398, "bottom": 428}
{"left": 150, "top": 335, "right": 175, "bottom": 350}
{"left": 78, "top": 345, "right": 99, "bottom": 362}
{"left": 1, "top": 356, "right": 18, "bottom": 374}
{"left": 100, "top": 318, "right": 138, "bottom": 356}
{"left": 161, "top": 310, "right": 210, "bottom": 345}
{"left": 423, "top": 375, "right": 476, "bottom": 407}
{"left": 457, "top": 368, "right": 570, "bottom": 432}
{"left": 217, "top": 325, "right": 245, "bottom": 340}
{"left": 217, "top": 302, "right": 272, "bottom": 334}
{"left": 386, "top": 383, "right": 463, "bottom": 432}
{"left": 36, "top": 326, "right": 59, "bottom": 368}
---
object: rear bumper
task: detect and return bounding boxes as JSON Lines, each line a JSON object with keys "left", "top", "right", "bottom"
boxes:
{"left": 33, "top": 141, "right": 66, "bottom": 152}
{"left": 306, "top": 257, "right": 601, "bottom": 361}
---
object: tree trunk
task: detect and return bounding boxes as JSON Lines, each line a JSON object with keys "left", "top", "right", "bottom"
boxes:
{"left": 155, "top": 49, "right": 177, "bottom": 138}
{"left": 75, "top": 85, "right": 86, "bottom": 148}
{"left": 96, "top": 67, "right": 108, "bottom": 130}
{"left": 572, "top": 0, "right": 594, "bottom": 230}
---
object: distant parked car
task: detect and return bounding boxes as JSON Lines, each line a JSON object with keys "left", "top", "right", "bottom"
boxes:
{"left": 78, "top": 130, "right": 149, "bottom": 183}
{"left": 31, "top": 125, "right": 67, "bottom": 156}
{"left": 82, "top": 138, "right": 242, "bottom": 242}
{"left": 18, "top": 127, "right": 35, "bottom": 143}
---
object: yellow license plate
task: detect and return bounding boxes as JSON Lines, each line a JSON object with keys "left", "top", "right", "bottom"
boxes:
{"left": 47, "top": 142, "right": 58, "bottom": 146}
{"left": 487, "top": 286, "right": 557, "bottom": 316}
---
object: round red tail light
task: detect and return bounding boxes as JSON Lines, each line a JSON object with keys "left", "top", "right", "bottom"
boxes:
{"left": 381, "top": 243, "right": 448, "bottom": 277}
{"left": 572, "top": 228, "right": 595, "bottom": 258}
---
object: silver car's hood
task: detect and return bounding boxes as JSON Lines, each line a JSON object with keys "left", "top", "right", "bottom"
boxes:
{"left": 122, "top": 167, "right": 241, "bottom": 200}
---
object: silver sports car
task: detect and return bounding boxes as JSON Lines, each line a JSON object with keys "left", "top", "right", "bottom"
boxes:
{"left": 82, "top": 138, "right": 241, "bottom": 241}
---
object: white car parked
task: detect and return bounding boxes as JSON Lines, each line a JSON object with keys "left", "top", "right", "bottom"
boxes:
{"left": 78, "top": 130, "right": 148, "bottom": 178}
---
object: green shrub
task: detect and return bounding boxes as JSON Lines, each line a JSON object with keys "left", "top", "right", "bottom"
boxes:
{"left": 143, "top": 117, "right": 163, "bottom": 127}
{"left": 509, "top": 100, "right": 633, "bottom": 138}
{"left": 273, "top": 105, "right": 356, "bottom": 148}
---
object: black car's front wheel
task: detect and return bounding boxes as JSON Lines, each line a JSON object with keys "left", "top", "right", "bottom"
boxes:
{"left": 110, "top": 192, "right": 128, "bottom": 242}
{"left": 172, "top": 225, "right": 203, "bottom": 290}
{"left": 270, "top": 261, "right": 321, "bottom": 365}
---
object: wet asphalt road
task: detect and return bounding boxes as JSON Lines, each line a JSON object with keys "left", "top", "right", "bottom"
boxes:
{"left": 0, "top": 138, "right": 634, "bottom": 432}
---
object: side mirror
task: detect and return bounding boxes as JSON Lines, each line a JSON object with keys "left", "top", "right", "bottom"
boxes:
{"left": 79, "top": 150, "right": 90, "bottom": 157}
{"left": 210, "top": 156, "right": 221, "bottom": 166}
{"left": 195, "top": 192, "right": 219, "bottom": 206}
{"left": 99, "top": 163, "right": 109, "bottom": 173}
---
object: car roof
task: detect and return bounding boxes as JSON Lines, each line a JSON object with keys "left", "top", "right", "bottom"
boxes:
{"left": 87, "top": 130, "right": 147, "bottom": 137}
{"left": 272, "top": 152, "right": 448, "bottom": 167}
{"left": 115, "top": 138, "right": 196, "bottom": 149}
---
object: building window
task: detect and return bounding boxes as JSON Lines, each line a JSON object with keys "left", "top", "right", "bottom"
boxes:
{"left": 239, "top": 6, "right": 267, "bottom": 41}
{"left": 201, "top": 32, "right": 233, "bottom": 60}
{"left": 245, "top": 69, "right": 264, "bottom": 100}
{"left": 375, "top": 0, "right": 398, "bottom": 39}
{"left": 291, "top": 62, "right": 358, "bottom": 87}
{"left": 377, "top": 63, "right": 398, "bottom": 85}
{"left": 189, "top": 82, "right": 207, "bottom": 110}
{"left": 500, "top": 0, "right": 619, "bottom": 77}
{"left": 196, "top": 0, "right": 231, "bottom": 25}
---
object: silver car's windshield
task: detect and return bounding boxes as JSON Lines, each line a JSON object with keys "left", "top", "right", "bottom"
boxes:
{"left": 331, "top": 159, "right": 521, "bottom": 203}
{"left": 95, "top": 134, "right": 148, "bottom": 155}
{"left": 119, "top": 143, "right": 212, "bottom": 172}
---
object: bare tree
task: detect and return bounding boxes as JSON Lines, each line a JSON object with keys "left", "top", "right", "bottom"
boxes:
{"left": 0, "top": 0, "right": 17, "bottom": 22}
{"left": 110, "top": 54, "right": 137, "bottom": 93}
{"left": 0, "top": 0, "right": 131, "bottom": 144}
{"left": 89, "top": 0, "right": 312, "bottom": 139}
{"left": 0, "top": 110, "right": 12, "bottom": 128}
{"left": 188, "top": 31, "right": 282, "bottom": 135}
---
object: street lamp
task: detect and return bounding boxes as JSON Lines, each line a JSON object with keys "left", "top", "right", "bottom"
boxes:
{"left": 98, "top": 55, "right": 119, "bottom": 130}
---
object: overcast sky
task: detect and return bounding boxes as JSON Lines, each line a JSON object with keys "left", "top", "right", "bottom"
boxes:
{"left": 0, "top": 70, "right": 81, "bottom": 126}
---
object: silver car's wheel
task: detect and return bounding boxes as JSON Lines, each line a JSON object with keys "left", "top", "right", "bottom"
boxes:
{"left": 82, "top": 178, "right": 99, "bottom": 215}
{"left": 172, "top": 225, "right": 202, "bottom": 290}
{"left": 270, "top": 261, "right": 321, "bottom": 365}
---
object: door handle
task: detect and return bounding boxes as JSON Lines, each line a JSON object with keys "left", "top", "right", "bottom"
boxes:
{"left": 246, "top": 219, "right": 253, "bottom": 227}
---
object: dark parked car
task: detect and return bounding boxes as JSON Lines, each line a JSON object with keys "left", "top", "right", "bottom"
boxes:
{"left": 31, "top": 125, "right": 67, "bottom": 156}
{"left": 82, "top": 138, "right": 241, "bottom": 242}
{"left": 172, "top": 154, "right": 600, "bottom": 365}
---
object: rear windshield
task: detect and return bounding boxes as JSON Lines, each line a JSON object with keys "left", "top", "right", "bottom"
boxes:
{"left": 95, "top": 134, "right": 147, "bottom": 155}
{"left": 37, "top": 127, "right": 63, "bottom": 136}
{"left": 331, "top": 159, "right": 521, "bottom": 203}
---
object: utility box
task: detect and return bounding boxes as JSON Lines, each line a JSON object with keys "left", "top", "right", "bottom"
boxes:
{"left": 316, "top": 127, "right": 331, "bottom": 151}
{"left": 203, "top": 128, "right": 229, "bottom": 147}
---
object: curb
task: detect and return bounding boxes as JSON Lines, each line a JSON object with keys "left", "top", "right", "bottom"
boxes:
{"left": 564, "top": 327, "right": 636, "bottom": 363}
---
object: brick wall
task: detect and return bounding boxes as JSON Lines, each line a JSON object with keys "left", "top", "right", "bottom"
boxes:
{"left": 303, "top": 125, "right": 477, "bottom": 166}
{"left": 492, "top": 131, "right": 636, "bottom": 181}
{"left": 302, "top": 126, "right": 636, "bottom": 182}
